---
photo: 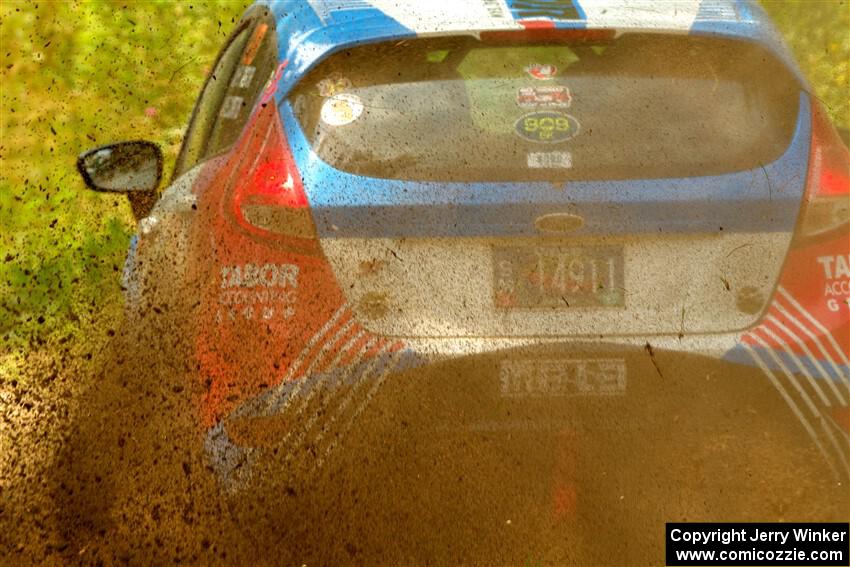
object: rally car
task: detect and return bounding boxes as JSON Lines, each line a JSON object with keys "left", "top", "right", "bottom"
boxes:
{"left": 72, "top": 0, "right": 849, "bottom": 563}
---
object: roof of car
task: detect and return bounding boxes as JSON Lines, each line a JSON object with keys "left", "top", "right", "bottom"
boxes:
{"left": 283, "top": 0, "right": 745, "bottom": 34}
{"left": 261, "top": 0, "right": 799, "bottom": 97}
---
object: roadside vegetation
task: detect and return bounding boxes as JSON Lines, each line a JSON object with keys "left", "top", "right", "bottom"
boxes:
{"left": 1, "top": 1, "right": 250, "bottom": 378}
{"left": 0, "top": 0, "right": 847, "bottom": 380}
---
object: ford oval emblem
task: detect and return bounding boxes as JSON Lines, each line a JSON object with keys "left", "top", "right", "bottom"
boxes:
{"left": 514, "top": 111, "right": 580, "bottom": 144}
{"left": 534, "top": 213, "right": 585, "bottom": 233}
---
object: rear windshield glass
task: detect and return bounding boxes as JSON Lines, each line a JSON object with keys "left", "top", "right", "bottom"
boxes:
{"left": 288, "top": 34, "right": 800, "bottom": 182}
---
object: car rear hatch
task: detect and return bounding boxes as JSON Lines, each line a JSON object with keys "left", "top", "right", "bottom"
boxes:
{"left": 280, "top": 32, "right": 806, "bottom": 338}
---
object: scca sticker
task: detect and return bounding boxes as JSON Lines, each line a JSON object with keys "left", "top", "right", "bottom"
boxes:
{"left": 517, "top": 85, "right": 572, "bottom": 109}
{"left": 514, "top": 111, "right": 580, "bottom": 143}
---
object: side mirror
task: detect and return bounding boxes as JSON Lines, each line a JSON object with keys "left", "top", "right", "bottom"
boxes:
{"left": 77, "top": 141, "right": 163, "bottom": 219}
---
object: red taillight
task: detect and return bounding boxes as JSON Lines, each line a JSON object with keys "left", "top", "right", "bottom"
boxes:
{"left": 231, "top": 105, "right": 318, "bottom": 242}
{"left": 245, "top": 159, "right": 308, "bottom": 207}
{"left": 798, "top": 102, "right": 850, "bottom": 241}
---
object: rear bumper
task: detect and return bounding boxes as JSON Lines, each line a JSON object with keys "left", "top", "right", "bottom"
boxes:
{"left": 208, "top": 333, "right": 849, "bottom": 483}
{"left": 208, "top": 339, "right": 848, "bottom": 565}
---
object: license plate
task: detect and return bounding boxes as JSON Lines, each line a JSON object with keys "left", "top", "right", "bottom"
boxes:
{"left": 500, "top": 358, "right": 627, "bottom": 398}
{"left": 493, "top": 245, "right": 625, "bottom": 308}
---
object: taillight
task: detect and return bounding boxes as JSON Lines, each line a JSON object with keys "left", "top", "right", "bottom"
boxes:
{"left": 231, "top": 105, "right": 319, "bottom": 243}
{"left": 237, "top": 158, "right": 317, "bottom": 239}
{"left": 797, "top": 101, "right": 850, "bottom": 241}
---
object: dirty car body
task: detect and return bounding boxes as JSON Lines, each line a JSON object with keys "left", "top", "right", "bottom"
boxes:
{"left": 107, "top": 0, "right": 848, "bottom": 562}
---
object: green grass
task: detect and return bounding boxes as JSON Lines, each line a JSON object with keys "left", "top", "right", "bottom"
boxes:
{"left": 0, "top": 0, "right": 847, "bottom": 374}
{"left": 760, "top": 0, "right": 849, "bottom": 130}
{"left": 1, "top": 1, "right": 250, "bottom": 364}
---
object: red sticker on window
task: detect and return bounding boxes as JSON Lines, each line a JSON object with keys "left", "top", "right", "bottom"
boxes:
{"left": 525, "top": 63, "right": 557, "bottom": 80}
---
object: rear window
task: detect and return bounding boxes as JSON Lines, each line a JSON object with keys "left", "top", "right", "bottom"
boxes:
{"left": 288, "top": 33, "right": 801, "bottom": 182}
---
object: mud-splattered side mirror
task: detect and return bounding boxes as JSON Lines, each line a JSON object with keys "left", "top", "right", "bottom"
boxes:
{"left": 77, "top": 141, "right": 163, "bottom": 219}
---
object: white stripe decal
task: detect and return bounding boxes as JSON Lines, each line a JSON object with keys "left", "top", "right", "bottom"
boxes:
{"left": 309, "top": 341, "right": 395, "bottom": 447}
{"left": 765, "top": 314, "right": 846, "bottom": 406}
{"left": 580, "top": 0, "right": 701, "bottom": 31}
{"left": 750, "top": 334, "right": 848, "bottom": 476}
{"left": 757, "top": 323, "right": 833, "bottom": 407}
{"left": 826, "top": 411, "right": 850, "bottom": 443}
{"left": 750, "top": 333, "right": 826, "bottom": 418}
{"left": 279, "top": 340, "right": 393, "bottom": 466}
{"left": 778, "top": 286, "right": 850, "bottom": 371}
{"left": 316, "top": 349, "right": 405, "bottom": 468}
{"left": 277, "top": 315, "right": 357, "bottom": 410}
{"left": 368, "top": 0, "right": 520, "bottom": 34}
{"left": 325, "top": 328, "right": 368, "bottom": 372}
{"left": 281, "top": 328, "right": 366, "bottom": 423}
{"left": 243, "top": 305, "right": 349, "bottom": 418}
{"left": 773, "top": 295, "right": 849, "bottom": 385}
{"left": 280, "top": 336, "right": 379, "bottom": 452}
{"left": 285, "top": 306, "right": 348, "bottom": 382}
{"left": 312, "top": 0, "right": 706, "bottom": 34}
{"left": 741, "top": 341, "right": 840, "bottom": 477}
{"left": 345, "top": 350, "right": 404, "bottom": 423}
